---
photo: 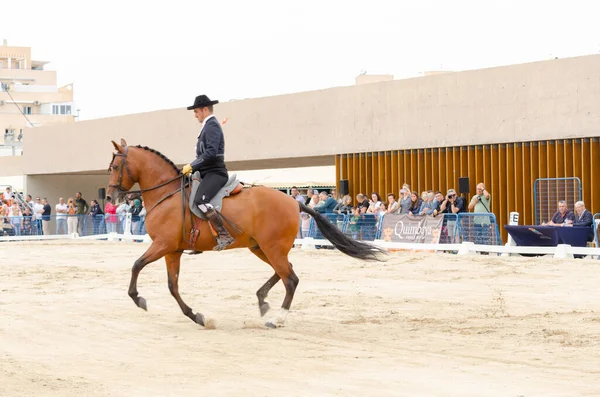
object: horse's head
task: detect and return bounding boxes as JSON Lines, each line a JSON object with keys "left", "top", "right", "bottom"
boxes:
{"left": 107, "top": 138, "right": 138, "bottom": 199}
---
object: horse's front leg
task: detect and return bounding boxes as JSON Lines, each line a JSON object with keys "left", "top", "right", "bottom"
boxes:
{"left": 128, "top": 241, "right": 171, "bottom": 311}
{"left": 165, "top": 252, "right": 205, "bottom": 326}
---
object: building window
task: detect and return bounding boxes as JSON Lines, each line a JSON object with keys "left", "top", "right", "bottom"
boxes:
{"left": 4, "top": 129, "right": 15, "bottom": 140}
{"left": 52, "top": 104, "right": 72, "bottom": 115}
{"left": 23, "top": 106, "right": 32, "bottom": 115}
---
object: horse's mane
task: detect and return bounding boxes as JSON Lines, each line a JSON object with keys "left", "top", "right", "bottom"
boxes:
{"left": 134, "top": 145, "right": 181, "bottom": 175}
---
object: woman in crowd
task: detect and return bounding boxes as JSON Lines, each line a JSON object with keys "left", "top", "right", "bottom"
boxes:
{"left": 104, "top": 196, "right": 118, "bottom": 233}
{"left": 367, "top": 192, "right": 382, "bottom": 213}
{"left": 408, "top": 191, "right": 425, "bottom": 216}
{"left": 385, "top": 193, "right": 400, "bottom": 214}
{"left": 398, "top": 184, "right": 412, "bottom": 214}
{"left": 67, "top": 197, "right": 78, "bottom": 235}
{"left": 334, "top": 195, "right": 353, "bottom": 215}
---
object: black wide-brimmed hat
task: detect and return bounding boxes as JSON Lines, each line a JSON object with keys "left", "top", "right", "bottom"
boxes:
{"left": 187, "top": 95, "right": 219, "bottom": 110}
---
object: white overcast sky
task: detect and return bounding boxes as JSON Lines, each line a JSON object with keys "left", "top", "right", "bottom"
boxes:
{"left": 2, "top": 0, "right": 599, "bottom": 121}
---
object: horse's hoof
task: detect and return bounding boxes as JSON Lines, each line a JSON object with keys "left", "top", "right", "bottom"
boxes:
{"left": 259, "top": 303, "right": 270, "bottom": 317}
{"left": 195, "top": 313, "right": 205, "bottom": 327}
{"left": 264, "top": 321, "right": 277, "bottom": 329}
{"left": 137, "top": 297, "right": 147, "bottom": 311}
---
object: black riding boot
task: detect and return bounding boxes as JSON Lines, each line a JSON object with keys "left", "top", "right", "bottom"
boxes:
{"left": 202, "top": 206, "right": 235, "bottom": 251}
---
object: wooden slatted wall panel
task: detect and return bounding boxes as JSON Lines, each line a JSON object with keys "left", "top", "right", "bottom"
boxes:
{"left": 337, "top": 138, "right": 600, "bottom": 243}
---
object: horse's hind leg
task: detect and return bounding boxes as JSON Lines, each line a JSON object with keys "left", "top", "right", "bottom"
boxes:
{"left": 128, "top": 241, "right": 170, "bottom": 311}
{"left": 259, "top": 247, "right": 299, "bottom": 328}
{"left": 249, "top": 246, "right": 280, "bottom": 317}
{"left": 165, "top": 252, "right": 205, "bottom": 326}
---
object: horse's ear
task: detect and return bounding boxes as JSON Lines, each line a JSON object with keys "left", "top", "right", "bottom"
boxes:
{"left": 111, "top": 140, "right": 123, "bottom": 153}
{"left": 120, "top": 138, "right": 128, "bottom": 147}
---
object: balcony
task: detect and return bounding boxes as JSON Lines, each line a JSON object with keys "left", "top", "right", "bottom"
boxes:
{"left": 7, "top": 84, "right": 58, "bottom": 93}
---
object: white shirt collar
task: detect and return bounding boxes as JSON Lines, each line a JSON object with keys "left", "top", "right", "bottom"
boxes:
{"left": 201, "top": 114, "right": 215, "bottom": 129}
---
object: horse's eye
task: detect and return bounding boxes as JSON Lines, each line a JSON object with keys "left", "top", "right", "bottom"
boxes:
{"left": 113, "top": 165, "right": 119, "bottom": 171}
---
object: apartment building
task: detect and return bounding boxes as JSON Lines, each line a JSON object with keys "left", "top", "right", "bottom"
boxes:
{"left": 0, "top": 39, "right": 76, "bottom": 156}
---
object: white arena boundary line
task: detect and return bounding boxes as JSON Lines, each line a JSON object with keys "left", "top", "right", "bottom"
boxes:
{"left": 0, "top": 232, "right": 151, "bottom": 243}
{"left": 294, "top": 238, "right": 600, "bottom": 259}
{"left": 2, "top": 234, "right": 597, "bottom": 259}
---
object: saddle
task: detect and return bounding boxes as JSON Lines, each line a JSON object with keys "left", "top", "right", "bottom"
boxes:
{"left": 188, "top": 171, "right": 243, "bottom": 220}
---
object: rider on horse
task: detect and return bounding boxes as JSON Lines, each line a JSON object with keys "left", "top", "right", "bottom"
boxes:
{"left": 181, "top": 94, "right": 235, "bottom": 251}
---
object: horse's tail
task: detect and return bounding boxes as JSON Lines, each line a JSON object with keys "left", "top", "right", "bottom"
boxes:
{"left": 298, "top": 203, "right": 386, "bottom": 262}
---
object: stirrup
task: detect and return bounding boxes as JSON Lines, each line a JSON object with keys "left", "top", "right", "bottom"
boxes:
{"left": 214, "top": 234, "right": 235, "bottom": 251}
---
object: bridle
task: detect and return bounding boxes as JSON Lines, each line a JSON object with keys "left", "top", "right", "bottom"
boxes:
{"left": 108, "top": 146, "right": 186, "bottom": 215}
{"left": 108, "top": 146, "right": 137, "bottom": 193}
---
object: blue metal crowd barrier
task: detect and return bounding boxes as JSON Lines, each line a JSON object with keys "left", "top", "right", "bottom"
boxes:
{"left": 301, "top": 211, "right": 502, "bottom": 246}
{"left": 0, "top": 214, "right": 146, "bottom": 237}
{"left": 455, "top": 213, "right": 503, "bottom": 246}
{"left": 307, "top": 213, "right": 382, "bottom": 241}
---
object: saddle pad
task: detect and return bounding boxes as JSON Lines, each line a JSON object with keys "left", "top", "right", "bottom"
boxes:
{"left": 189, "top": 171, "right": 240, "bottom": 220}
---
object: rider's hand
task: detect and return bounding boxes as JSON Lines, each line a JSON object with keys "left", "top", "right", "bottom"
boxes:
{"left": 182, "top": 164, "right": 193, "bottom": 175}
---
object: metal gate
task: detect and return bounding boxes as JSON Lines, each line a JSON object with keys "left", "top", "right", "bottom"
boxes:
{"left": 533, "top": 177, "right": 582, "bottom": 225}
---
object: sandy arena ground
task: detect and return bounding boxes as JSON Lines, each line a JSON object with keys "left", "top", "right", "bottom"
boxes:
{"left": 1, "top": 241, "right": 599, "bottom": 397}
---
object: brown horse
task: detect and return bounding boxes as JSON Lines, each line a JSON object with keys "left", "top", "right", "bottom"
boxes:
{"left": 107, "top": 139, "right": 385, "bottom": 328}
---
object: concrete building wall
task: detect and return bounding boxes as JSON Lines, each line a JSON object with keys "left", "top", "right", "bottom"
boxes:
{"left": 25, "top": 174, "right": 111, "bottom": 204}
{"left": 4, "top": 54, "right": 598, "bottom": 178}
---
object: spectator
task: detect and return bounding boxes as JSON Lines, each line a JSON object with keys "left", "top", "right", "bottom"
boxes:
{"left": 334, "top": 195, "right": 353, "bottom": 214}
{"left": 347, "top": 207, "right": 361, "bottom": 240}
{"left": 314, "top": 191, "right": 337, "bottom": 213}
{"left": 544, "top": 200, "right": 575, "bottom": 226}
{"left": 330, "top": 188, "right": 341, "bottom": 204}
{"left": 32, "top": 197, "right": 44, "bottom": 235}
{"left": 468, "top": 184, "right": 494, "bottom": 246}
{"left": 88, "top": 200, "right": 104, "bottom": 235}
{"left": 304, "top": 188, "right": 314, "bottom": 205}
{"left": 439, "top": 189, "right": 466, "bottom": 214}
{"left": 290, "top": 186, "right": 305, "bottom": 204}
{"left": 67, "top": 197, "right": 78, "bottom": 235}
{"left": 385, "top": 193, "right": 400, "bottom": 214}
{"left": 432, "top": 191, "right": 445, "bottom": 217}
{"left": 41, "top": 198, "right": 52, "bottom": 235}
{"left": 367, "top": 192, "right": 382, "bottom": 213}
{"left": 116, "top": 198, "right": 131, "bottom": 233}
{"left": 355, "top": 194, "right": 370, "bottom": 214}
{"left": 408, "top": 191, "right": 425, "bottom": 216}
{"left": 130, "top": 199, "right": 143, "bottom": 234}
{"left": 139, "top": 200, "right": 147, "bottom": 235}
{"left": 420, "top": 191, "right": 437, "bottom": 215}
{"left": 8, "top": 202, "right": 22, "bottom": 236}
{"left": 572, "top": 201, "right": 593, "bottom": 241}
{"left": 468, "top": 183, "right": 491, "bottom": 213}
{"left": 310, "top": 190, "right": 322, "bottom": 208}
{"left": 398, "top": 187, "right": 411, "bottom": 214}
{"left": 75, "top": 192, "right": 89, "bottom": 236}
{"left": 55, "top": 197, "right": 68, "bottom": 234}
{"left": 4, "top": 187, "right": 13, "bottom": 201}
{"left": 104, "top": 196, "right": 118, "bottom": 233}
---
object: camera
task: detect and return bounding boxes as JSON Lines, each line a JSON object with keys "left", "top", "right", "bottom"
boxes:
{"left": 476, "top": 195, "right": 481, "bottom": 200}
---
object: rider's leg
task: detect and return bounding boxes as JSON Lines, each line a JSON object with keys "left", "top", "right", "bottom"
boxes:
{"left": 194, "top": 172, "right": 235, "bottom": 251}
